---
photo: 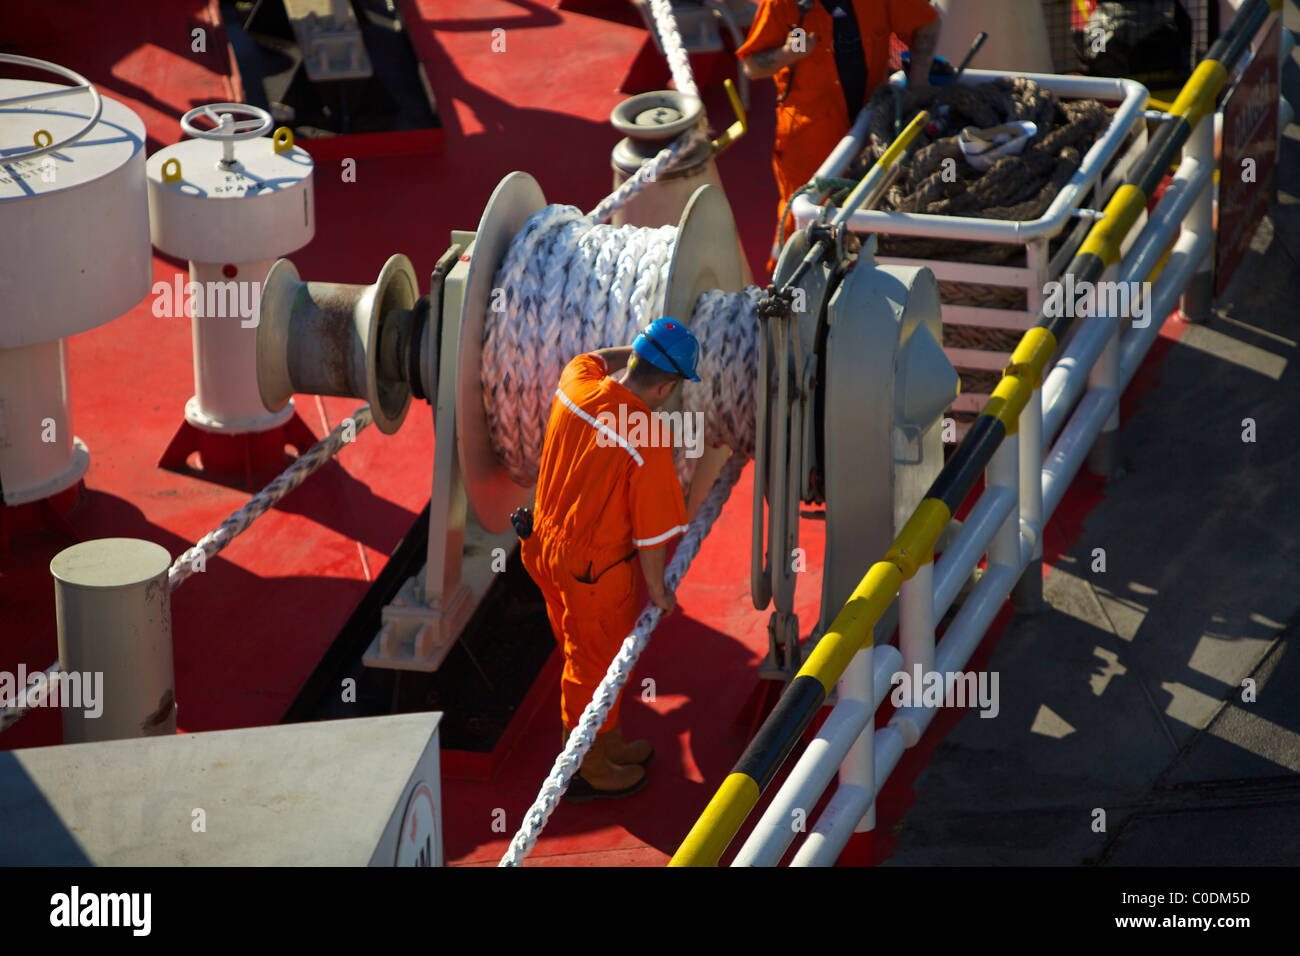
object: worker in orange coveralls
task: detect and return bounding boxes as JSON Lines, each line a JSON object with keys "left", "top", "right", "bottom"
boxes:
{"left": 521, "top": 318, "right": 701, "bottom": 802}
{"left": 737, "top": 0, "right": 942, "bottom": 272}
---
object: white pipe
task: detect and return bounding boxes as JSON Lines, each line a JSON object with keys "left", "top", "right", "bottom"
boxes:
{"left": 987, "top": 429, "right": 1020, "bottom": 572}
{"left": 900, "top": 561, "right": 935, "bottom": 677}
{"left": 1042, "top": 229, "right": 1212, "bottom": 522}
{"left": 932, "top": 559, "right": 1023, "bottom": 685}
{"left": 837, "top": 643, "right": 875, "bottom": 833}
{"left": 732, "top": 644, "right": 902, "bottom": 866}
{"left": 187, "top": 258, "right": 296, "bottom": 432}
{"left": 1177, "top": 116, "right": 1216, "bottom": 322}
{"left": 797, "top": 553, "right": 1027, "bottom": 866}
{"left": 1015, "top": 384, "right": 1044, "bottom": 604}
{"left": 933, "top": 484, "right": 1016, "bottom": 621}
{"left": 1119, "top": 233, "right": 1213, "bottom": 384}
{"left": 791, "top": 781, "right": 873, "bottom": 866}
{"left": 1041, "top": 146, "right": 1215, "bottom": 443}
{"left": 1084, "top": 264, "right": 1123, "bottom": 473}
{"left": 1043, "top": 388, "right": 1117, "bottom": 521}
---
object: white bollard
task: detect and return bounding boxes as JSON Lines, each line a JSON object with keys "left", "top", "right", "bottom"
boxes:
{"left": 50, "top": 538, "right": 177, "bottom": 743}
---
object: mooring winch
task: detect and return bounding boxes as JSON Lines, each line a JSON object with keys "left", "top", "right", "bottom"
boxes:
{"left": 254, "top": 122, "right": 959, "bottom": 682}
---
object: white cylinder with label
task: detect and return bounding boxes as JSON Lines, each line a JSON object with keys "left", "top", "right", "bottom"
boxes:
{"left": 147, "top": 106, "right": 315, "bottom": 433}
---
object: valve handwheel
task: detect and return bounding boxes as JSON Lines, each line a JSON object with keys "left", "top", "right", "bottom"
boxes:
{"left": 179, "top": 103, "right": 274, "bottom": 166}
{"left": 0, "top": 54, "right": 103, "bottom": 163}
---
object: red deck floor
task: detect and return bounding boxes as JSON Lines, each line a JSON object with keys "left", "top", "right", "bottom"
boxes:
{"left": 0, "top": 0, "right": 1180, "bottom": 866}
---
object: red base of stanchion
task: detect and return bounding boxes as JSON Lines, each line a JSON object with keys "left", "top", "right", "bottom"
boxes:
{"left": 834, "top": 829, "right": 876, "bottom": 867}
{"left": 0, "top": 481, "right": 83, "bottom": 554}
{"left": 158, "top": 413, "right": 318, "bottom": 492}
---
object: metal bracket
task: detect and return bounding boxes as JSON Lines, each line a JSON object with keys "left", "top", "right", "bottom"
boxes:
{"left": 758, "top": 610, "right": 801, "bottom": 681}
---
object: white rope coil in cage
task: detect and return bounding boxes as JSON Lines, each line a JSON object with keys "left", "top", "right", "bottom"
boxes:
{"left": 481, "top": 204, "right": 763, "bottom": 490}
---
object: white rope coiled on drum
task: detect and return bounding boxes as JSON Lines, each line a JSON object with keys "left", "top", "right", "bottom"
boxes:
{"left": 499, "top": 452, "right": 744, "bottom": 867}
{"left": 481, "top": 204, "right": 763, "bottom": 490}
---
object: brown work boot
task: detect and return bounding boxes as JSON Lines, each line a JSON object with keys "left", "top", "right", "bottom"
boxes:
{"left": 602, "top": 723, "right": 653, "bottom": 767}
{"left": 561, "top": 727, "right": 646, "bottom": 803}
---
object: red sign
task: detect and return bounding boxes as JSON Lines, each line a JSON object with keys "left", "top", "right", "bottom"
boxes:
{"left": 1216, "top": 18, "right": 1280, "bottom": 297}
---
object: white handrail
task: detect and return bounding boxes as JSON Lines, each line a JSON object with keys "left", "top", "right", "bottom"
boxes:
{"left": 736, "top": 7, "right": 1269, "bottom": 865}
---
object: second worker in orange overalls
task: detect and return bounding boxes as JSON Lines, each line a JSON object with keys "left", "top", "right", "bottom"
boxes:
{"left": 737, "top": 0, "right": 943, "bottom": 272}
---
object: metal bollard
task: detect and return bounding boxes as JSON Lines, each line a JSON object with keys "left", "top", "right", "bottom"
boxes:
{"left": 50, "top": 538, "right": 177, "bottom": 743}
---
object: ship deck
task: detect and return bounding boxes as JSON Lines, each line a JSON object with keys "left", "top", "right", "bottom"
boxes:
{"left": 2, "top": 0, "right": 1297, "bottom": 867}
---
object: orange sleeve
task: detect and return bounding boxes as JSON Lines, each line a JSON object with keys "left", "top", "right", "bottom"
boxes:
{"left": 558, "top": 353, "right": 608, "bottom": 394}
{"left": 887, "top": 0, "right": 938, "bottom": 45}
{"left": 629, "top": 446, "right": 688, "bottom": 550}
{"left": 736, "top": 0, "right": 799, "bottom": 60}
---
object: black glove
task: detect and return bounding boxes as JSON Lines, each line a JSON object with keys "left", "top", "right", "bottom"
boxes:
{"left": 510, "top": 506, "right": 533, "bottom": 540}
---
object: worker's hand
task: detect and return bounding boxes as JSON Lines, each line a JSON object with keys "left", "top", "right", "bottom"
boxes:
{"left": 650, "top": 589, "right": 677, "bottom": 616}
{"left": 784, "top": 30, "right": 816, "bottom": 62}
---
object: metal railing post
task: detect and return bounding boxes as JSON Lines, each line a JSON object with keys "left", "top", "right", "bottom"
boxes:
{"left": 899, "top": 561, "right": 936, "bottom": 679}
{"left": 987, "top": 427, "right": 1021, "bottom": 574}
{"left": 1178, "top": 112, "right": 1216, "bottom": 323}
{"left": 1085, "top": 264, "right": 1123, "bottom": 477}
{"left": 836, "top": 643, "right": 875, "bottom": 834}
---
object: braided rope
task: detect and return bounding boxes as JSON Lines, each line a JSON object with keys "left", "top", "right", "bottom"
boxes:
{"left": 498, "top": 451, "right": 745, "bottom": 867}
{"left": 587, "top": 129, "right": 708, "bottom": 225}
{"left": 585, "top": 0, "right": 707, "bottom": 224}
{"left": 481, "top": 205, "right": 762, "bottom": 489}
{"left": 0, "top": 662, "right": 61, "bottom": 733}
{"left": 1, "top": 406, "right": 374, "bottom": 734}
{"left": 648, "top": 0, "right": 698, "bottom": 99}
{"left": 167, "top": 406, "right": 373, "bottom": 589}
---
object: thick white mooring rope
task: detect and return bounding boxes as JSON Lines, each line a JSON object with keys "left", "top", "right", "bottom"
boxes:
{"left": 167, "top": 405, "right": 374, "bottom": 589}
{"left": 481, "top": 205, "right": 763, "bottom": 490}
{"left": 586, "top": 0, "right": 706, "bottom": 224}
{"left": 0, "top": 662, "right": 61, "bottom": 733}
{"left": 499, "top": 451, "right": 745, "bottom": 867}
{"left": 0, "top": 407, "right": 373, "bottom": 732}
{"left": 492, "top": 3, "right": 777, "bottom": 864}
{"left": 648, "top": 0, "right": 698, "bottom": 99}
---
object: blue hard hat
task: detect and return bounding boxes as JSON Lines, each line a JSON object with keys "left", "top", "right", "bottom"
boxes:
{"left": 633, "top": 317, "right": 701, "bottom": 382}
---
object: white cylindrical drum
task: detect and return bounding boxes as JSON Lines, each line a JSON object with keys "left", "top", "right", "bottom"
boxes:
{"left": 0, "top": 340, "right": 88, "bottom": 505}
{"left": 610, "top": 91, "right": 725, "bottom": 227}
{"left": 148, "top": 118, "right": 315, "bottom": 431}
{"left": 0, "top": 64, "right": 152, "bottom": 503}
{"left": 610, "top": 91, "right": 753, "bottom": 287}
{"left": 50, "top": 538, "right": 177, "bottom": 743}
{"left": 185, "top": 257, "right": 295, "bottom": 431}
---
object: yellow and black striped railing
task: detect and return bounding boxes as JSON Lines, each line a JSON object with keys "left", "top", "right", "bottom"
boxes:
{"left": 670, "top": 0, "right": 1281, "bottom": 867}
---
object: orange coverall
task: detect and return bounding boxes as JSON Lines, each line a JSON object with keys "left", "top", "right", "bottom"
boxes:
{"left": 522, "top": 353, "right": 689, "bottom": 733}
{"left": 736, "top": 0, "right": 939, "bottom": 267}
